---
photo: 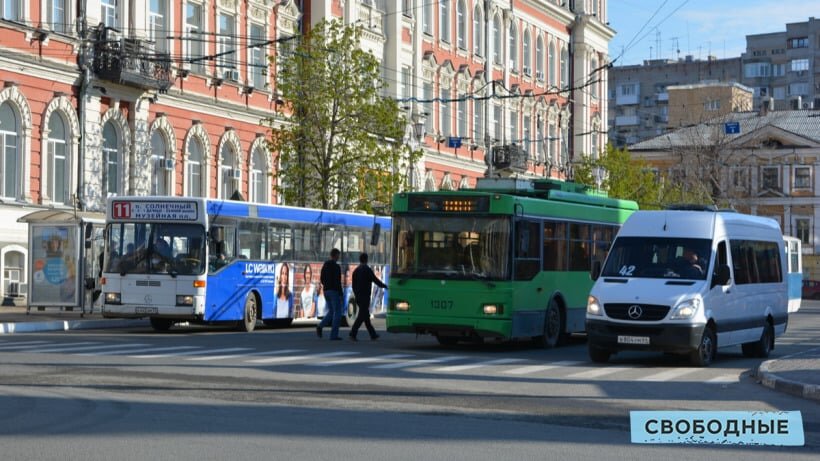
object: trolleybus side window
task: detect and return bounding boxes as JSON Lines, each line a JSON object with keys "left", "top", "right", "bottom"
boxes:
{"left": 514, "top": 219, "right": 541, "bottom": 280}
{"left": 542, "top": 221, "right": 567, "bottom": 271}
{"left": 569, "top": 223, "right": 591, "bottom": 271}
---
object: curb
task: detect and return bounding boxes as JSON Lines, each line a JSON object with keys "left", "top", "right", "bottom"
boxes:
{"left": 756, "top": 359, "right": 820, "bottom": 402}
{"left": 0, "top": 319, "right": 150, "bottom": 334}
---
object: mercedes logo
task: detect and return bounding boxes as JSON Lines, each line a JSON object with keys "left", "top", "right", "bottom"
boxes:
{"left": 628, "top": 305, "right": 643, "bottom": 319}
{"left": 144, "top": 295, "right": 153, "bottom": 305}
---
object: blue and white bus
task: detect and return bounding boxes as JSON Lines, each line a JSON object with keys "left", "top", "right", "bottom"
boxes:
{"left": 101, "top": 197, "right": 391, "bottom": 332}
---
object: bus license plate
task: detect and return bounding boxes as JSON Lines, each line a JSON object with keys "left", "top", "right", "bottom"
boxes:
{"left": 618, "top": 335, "right": 649, "bottom": 345}
{"left": 135, "top": 307, "right": 158, "bottom": 314}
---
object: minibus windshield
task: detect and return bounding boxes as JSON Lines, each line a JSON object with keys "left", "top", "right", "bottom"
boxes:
{"left": 602, "top": 237, "right": 712, "bottom": 280}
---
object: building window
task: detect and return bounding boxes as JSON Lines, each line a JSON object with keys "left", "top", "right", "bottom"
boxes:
{"left": 0, "top": 102, "right": 20, "bottom": 200}
{"left": 548, "top": 123, "right": 556, "bottom": 165}
{"left": 217, "top": 13, "right": 237, "bottom": 79}
{"left": 794, "top": 166, "right": 811, "bottom": 189}
{"left": 790, "top": 59, "right": 809, "bottom": 72}
{"left": 422, "top": 1, "right": 432, "bottom": 35}
{"left": 48, "top": 0, "right": 68, "bottom": 33}
{"left": 149, "top": 0, "right": 168, "bottom": 52}
{"left": 508, "top": 23, "right": 518, "bottom": 72}
{"left": 536, "top": 118, "right": 544, "bottom": 162}
{"left": 47, "top": 113, "right": 70, "bottom": 204}
{"left": 795, "top": 218, "right": 811, "bottom": 246}
{"left": 102, "top": 121, "right": 120, "bottom": 197}
{"left": 456, "top": 0, "right": 466, "bottom": 50}
{"left": 439, "top": 0, "right": 450, "bottom": 43}
{"left": 250, "top": 148, "right": 267, "bottom": 203}
{"left": 523, "top": 31, "right": 532, "bottom": 76}
{"left": 560, "top": 45, "right": 569, "bottom": 89}
{"left": 250, "top": 23, "right": 266, "bottom": 89}
{"left": 150, "top": 130, "right": 168, "bottom": 196}
{"left": 186, "top": 3, "right": 204, "bottom": 73}
{"left": 731, "top": 167, "right": 748, "bottom": 190}
{"left": 621, "top": 84, "right": 636, "bottom": 96}
{"left": 493, "top": 16, "right": 501, "bottom": 65}
{"left": 761, "top": 166, "right": 780, "bottom": 191}
{"left": 220, "top": 144, "right": 238, "bottom": 199}
{"left": 704, "top": 99, "right": 720, "bottom": 111}
{"left": 187, "top": 138, "right": 203, "bottom": 197}
{"left": 423, "top": 81, "right": 434, "bottom": 135}
{"left": 473, "top": 98, "right": 483, "bottom": 142}
{"left": 472, "top": 6, "right": 483, "bottom": 56}
{"left": 101, "top": 0, "right": 118, "bottom": 28}
{"left": 548, "top": 42, "right": 555, "bottom": 85}
{"left": 457, "top": 99, "right": 467, "bottom": 137}
{"left": 536, "top": 37, "right": 544, "bottom": 80}
{"left": 493, "top": 104, "right": 502, "bottom": 142}
{"left": 439, "top": 85, "right": 451, "bottom": 137}
{"left": 510, "top": 110, "right": 518, "bottom": 146}
{"left": 789, "top": 37, "right": 808, "bottom": 49}
{"left": 560, "top": 123, "right": 569, "bottom": 166}
{"left": 522, "top": 115, "right": 531, "bottom": 157}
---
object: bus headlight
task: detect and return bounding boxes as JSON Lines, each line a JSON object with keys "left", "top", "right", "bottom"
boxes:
{"left": 393, "top": 301, "right": 410, "bottom": 311}
{"left": 483, "top": 304, "right": 503, "bottom": 315}
{"left": 176, "top": 295, "right": 194, "bottom": 306}
{"left": 105, "top": 292, "right": 121, "bottom": 305}
{"left": 586, "top": 296, "right": 602, "bottom": 316}
{"left": 670, "top": 298, "right": 701, "bottom": 320}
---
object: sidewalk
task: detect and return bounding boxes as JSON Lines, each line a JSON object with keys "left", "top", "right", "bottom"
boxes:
{"left": 0, "top": 304, "right": 147, "bottom": 334}
{"left": 756, "top": 347, "right": 820, "bottom": 402}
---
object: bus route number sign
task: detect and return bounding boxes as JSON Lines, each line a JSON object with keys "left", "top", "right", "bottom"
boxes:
{"left": 111, "top": 201, "right": 199, "bottom": 221}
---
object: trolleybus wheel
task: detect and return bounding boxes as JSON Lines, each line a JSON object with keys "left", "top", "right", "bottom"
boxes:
{"left": 689, "top": 326, "right": 716, "bottom": 367}
{"left": 534, "top": 299, "right": 562, "bottom": 348}
{"left": 742, "top": 321, "right": 773, "bottom": 358}
{"left": 239, "top": 294, "right": 258, "bottom": 332}
{"left": 149, "top": 317, "right": 173, "bottom": 332}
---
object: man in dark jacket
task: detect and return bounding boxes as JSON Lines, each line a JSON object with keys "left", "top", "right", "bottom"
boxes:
{"left": 316, "top": 248, "right": 343, "bottom": 340}
{"left": 349, "top": 253, "right": 387, "bottom": 341}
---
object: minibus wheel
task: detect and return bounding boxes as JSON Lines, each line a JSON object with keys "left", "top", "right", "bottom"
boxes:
{"left": 742, "top": 322, "right": 773, "bottom": 358}
{"left": 149, "top": 317, "right": 173, "bottom": 332}
{"left": 239, "top": 294, "right": 258, "bottom": 332}
{"left": 690, "top": 326, "right": 716, "bottom": 367}
{"left": 588, "top": 345, "right": 612, "bottom": 363}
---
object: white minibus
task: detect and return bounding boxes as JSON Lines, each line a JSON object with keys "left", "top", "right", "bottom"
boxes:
{"left": 586, "top": 208, "right": 788, "bottom": 366}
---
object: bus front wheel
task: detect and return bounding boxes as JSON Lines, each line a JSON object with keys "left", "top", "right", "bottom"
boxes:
{"left": 239, "top": 294, "right": 258, "bottom": 333}
{"left": 149, "top": 317, "right": 173, "bottom": 332}
{"left": 534, "top": 300, "right": 562, "bottom": 348}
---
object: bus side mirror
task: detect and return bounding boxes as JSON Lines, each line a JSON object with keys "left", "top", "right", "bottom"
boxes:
{"left": 370, "top": 223, "right": 381, "bottom": 246}
{"left": 590, "top": 260, "right": 601, "bottom": 281}
{"left": 712, "top": 264, "right": 731, "bottom": 288}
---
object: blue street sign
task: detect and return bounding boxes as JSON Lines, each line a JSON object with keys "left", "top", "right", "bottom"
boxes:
{"left": 724, "top": 122, "right": 740, "bottom": 134}
{"left": 448, "top": 136, "right": 463, "bottom": 148}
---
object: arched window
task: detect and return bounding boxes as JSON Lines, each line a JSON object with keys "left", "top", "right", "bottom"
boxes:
{"left": 590, "top": 57, "right": 598, "bottom": 98}
{"left": 47, "top": 112, "right": 70, "bottom": 204}
{"left": 492, "top": 16, "right": 501, "bottom": 65}
{"left": 560, "top": 45, "right": 569, "bottom": 89}
{"left": 536, "top": 36, "right": 545, "bottom": 80}
{"left": 0, "top": 102, "right": 19, "bottom": 199}
{"left": 439, "top": 81, "right": 451, "bottom": 137}
{"left": 102, "top": 121, "right": 120, "bottom": 197}
{"left": 250, "top": 147, "right": 267, "bottom": 203}
{"left": 548, "top": 41, "right": 556, "bottom": 85}
{"left": 472, "top": 6, "right": 483, "bottom": 56}
{"left": 439, "top": 0, "right": 450, "bottom": 43}
{"left": 150, "top": 130, "right": 168, "bottom": 195}
{"left": 508, "top": 22, "right": 518, "bottom": 71}
{"left": 187, "top": 138, "right": 203, "bottom": 197}
{"left": 220, "top": 143, "right": 238, "bottom": 199}
{"left": 456, "top": 0, "right": 466, "bottom": 50}
{"left": 523, "top": 30, "right": 531, "bottom": 75}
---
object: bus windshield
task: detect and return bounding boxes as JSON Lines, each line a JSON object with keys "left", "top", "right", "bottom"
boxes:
{"left": 393, "top": 215, "right": 510, "bottom": 280}
{"left": 602, "top": 237, "right": 712, "bottom": 280}
{"left": 105, "top": 223, "right": 206, "bottom": 276}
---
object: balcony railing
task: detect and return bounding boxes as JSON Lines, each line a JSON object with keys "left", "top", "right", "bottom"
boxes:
{"left": 93, "top": 29, "right": 173, "bottom": 92}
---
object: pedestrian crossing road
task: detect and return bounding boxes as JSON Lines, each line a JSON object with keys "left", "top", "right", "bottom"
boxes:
{"left": 0, "top": 337, "right": 748, "bottom": 385}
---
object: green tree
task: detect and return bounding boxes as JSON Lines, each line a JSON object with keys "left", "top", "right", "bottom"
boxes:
{"left": 265, "top": 20, "right": 419, "bottom": 212}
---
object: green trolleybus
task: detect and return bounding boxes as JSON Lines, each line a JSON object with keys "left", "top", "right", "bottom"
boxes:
{"left": 386, "top": 178, "right": 638, "bottom": 347}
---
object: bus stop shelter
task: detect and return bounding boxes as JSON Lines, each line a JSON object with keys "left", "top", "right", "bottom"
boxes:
{"left": 17, "top": 209, "right": 105, "bottom": 316}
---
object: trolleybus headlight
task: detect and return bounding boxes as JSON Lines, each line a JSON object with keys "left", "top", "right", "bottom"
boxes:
{"left": 176, "top": 295, "right": 195, "bottom": 306}
{"left": 105, "top": 292, "right": 121, "bottom": 305}
{"left": 394, "top": 301, "right": 410, "bottom": 311}
{"left": 586, "top": 296, "right": 602, "bottom": 316}
{"left": 670, "top": 298, "right": 701, "bottom": 320}
{"left": 483, "top": 304, "right": 502, "bottom": 315}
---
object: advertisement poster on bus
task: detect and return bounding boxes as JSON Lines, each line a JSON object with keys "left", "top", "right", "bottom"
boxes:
{"left": 274, "top": 261, "right": 294, "bottom": 318}
{"left": 29, "top": 225, "right": 78, "bottom": 306}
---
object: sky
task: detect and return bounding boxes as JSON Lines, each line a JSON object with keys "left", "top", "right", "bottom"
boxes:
{"left": 608, "top": 0, "right": 819, "bottom": 67}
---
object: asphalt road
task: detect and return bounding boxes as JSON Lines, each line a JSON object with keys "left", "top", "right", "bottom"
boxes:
{"left": 0, "top": 303, "right": 818, "bottom": 460}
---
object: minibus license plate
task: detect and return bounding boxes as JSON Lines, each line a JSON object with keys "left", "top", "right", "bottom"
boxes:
{"left": 135, "top": 307, "right": 158, "bottom": 314}
{"left": 618, "top": 335, "right": 649, "bottom": 345}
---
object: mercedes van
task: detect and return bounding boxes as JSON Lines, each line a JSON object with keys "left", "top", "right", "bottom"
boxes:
{"left": 586, "top": 208, "right": 788, "bottom": 366}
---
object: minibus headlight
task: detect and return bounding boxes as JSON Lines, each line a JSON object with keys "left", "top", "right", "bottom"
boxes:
{"left": 105, "top": 292, "right": 121, "bottom": 304}
{"left": 670, "top": 298, "right": 701, "bottom": 320}
{"left": 483, "top": 304, "right": 503, "bottom": 315}
{"left": 586, "top": 296, "right": 602, "bottom": 316}
{"left": 394, "top": 301, "right": 410, "bottom": 311}
{"left": 176, "top": 295, "right": 194, "bottom": 306}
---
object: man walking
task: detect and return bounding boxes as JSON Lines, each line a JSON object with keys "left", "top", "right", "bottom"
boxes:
{"left": 349, "top": 253, "right": 387, "bottom": 341}
{"left": 316, "top": 248, "right": 343, "bottom": 340}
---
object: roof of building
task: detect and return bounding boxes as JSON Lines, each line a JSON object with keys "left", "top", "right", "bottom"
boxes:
{"left": 629, "top": 110, "right": 820, "bottom": 150}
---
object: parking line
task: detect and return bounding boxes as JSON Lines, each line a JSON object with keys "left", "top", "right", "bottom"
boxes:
{"left": 370, "top": 355, "right": 465, "bottom": 369}
{"left": 309, "top": 354, "right": 413, "bottom": 367}
{"left": 637, "top": 368, "right": 701, "bottom": 382}
{"left": 566, "top": 366, "right": 633, "bottom": 379}
{"left": 435, "top": 358, "right": 526, "bottom": 372}
{"left": 245, "top": 351, "right": 357, "bottom": 364}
